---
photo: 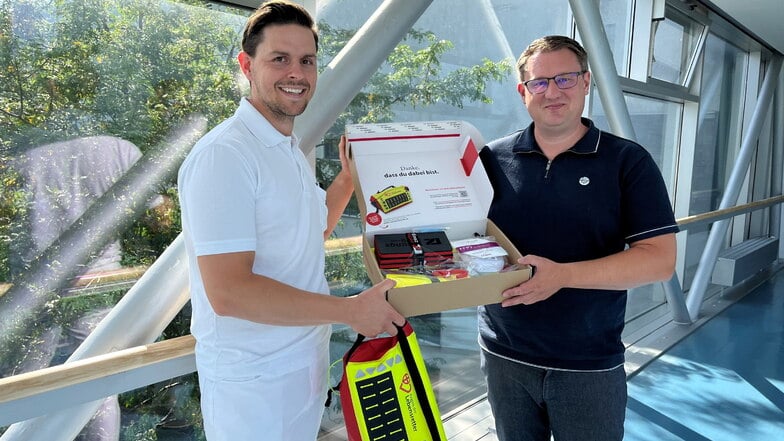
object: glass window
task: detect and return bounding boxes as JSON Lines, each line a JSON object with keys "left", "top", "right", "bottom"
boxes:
{"left": 650, "top": 6, "right": 706, "bottom": 85}
{"left": 626, "top": 94, "right": 682, "bottom": 197}
{"left": 598, "top": 0, "right": 634, "bottom": 76}
{"left": 591, "top": 94, "right": 682, "bottom": 199}
{"left": 683, "top": 34, "right": 748, "bottom": 286}
{"left": 689, "top": 35, "right": 747, "bottom": 215}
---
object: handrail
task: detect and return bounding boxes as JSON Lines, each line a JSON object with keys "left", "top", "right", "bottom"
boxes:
{"left": 0, "top": 336, "right": 195, "bottom": 427}
{"left": 0, "top": 335, "right": 193, "bottom": 404}
{"left": 676, "top": 195, "right": 784, "bottom": 230}
{"left": 1, "top": 197, "right": 782, "bottom": 427}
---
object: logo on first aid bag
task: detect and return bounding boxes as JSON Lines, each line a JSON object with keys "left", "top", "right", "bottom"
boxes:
{"left": 399, "top": 373, "right": 412, "bottom": 393}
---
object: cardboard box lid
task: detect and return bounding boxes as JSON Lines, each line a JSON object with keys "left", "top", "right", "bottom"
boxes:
{"left": 346, "top": 120, "right": 492, "bottom": 244}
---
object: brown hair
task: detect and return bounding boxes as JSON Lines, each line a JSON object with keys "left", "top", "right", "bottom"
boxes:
{"left": 241, "top": 0, "right": 318, "bottom": 56}
{"left": 516, "top": 35, "right": 588, "bottom": 82}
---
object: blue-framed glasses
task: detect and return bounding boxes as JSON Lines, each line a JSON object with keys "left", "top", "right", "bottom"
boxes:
{"left": 522, "top": 71, "right": 586, "bottom": 94}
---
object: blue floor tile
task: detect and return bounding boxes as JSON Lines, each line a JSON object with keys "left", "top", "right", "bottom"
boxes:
{"left": 625, "top": 272, "right": 784, "bottom": 440}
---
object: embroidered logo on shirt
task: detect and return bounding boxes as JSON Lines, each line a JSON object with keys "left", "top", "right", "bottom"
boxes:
{"left": 579, "top": 176, "right": 590, "bottom": 186}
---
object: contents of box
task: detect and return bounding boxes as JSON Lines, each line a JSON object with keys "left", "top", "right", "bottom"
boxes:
{"left": 373, "top": 227, "right": 519, "bottom": 289}
{"left": 347, "top": 120, "right": 532, "bottom": 317}
{"left": 374, "top": 231, "right": 453, "bottom": 269}
{"left": 453, "top": 236, "right": 509, "bottom": 274}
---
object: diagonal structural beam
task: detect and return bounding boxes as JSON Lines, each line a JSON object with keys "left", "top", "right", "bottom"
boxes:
{"left": 686, "top": 56, "right": 783, "bottom": 321}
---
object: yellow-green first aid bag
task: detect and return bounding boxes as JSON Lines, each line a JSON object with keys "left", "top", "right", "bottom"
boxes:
{"left": 334, "top": 321, "right": 446, "bottom": 441}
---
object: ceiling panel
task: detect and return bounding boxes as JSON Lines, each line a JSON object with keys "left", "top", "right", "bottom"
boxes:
{"left": 706, "top": 0, "right": 784, "bottom": 53}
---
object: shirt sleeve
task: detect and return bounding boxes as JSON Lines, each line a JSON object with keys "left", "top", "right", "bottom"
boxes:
{"left": 179, "top": 144, "right": 258, "bottom": 256}
{"left": 621, "top": 148, "right": 680, "bottom": 243}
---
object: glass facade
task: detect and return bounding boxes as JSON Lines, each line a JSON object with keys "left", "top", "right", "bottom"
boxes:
{"left": 650, "top": 5, "right": 706, "bottom": 85}
{"left": 684, "top": 34, "right": 749, "bottom": 285}
{"left": 0, "top": 0, "right": 779, "bottom": 439}
{"left": 599, "top": 0, "right": 634, "bottom": 76}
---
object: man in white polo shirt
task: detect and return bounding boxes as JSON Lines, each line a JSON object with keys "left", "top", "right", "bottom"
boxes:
{"left": 177, "top": 2, "right": 404, "bottom": 440}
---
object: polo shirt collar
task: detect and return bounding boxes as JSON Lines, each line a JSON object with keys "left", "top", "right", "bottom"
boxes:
{"left": 512, "top": 117, "right": 600, "bottom": 155}
{"left": 236, "top": 97, "right": 299, "bottom": 149}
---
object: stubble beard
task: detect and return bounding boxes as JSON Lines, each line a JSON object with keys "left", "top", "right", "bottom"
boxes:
{"left": 266, "top": 98, "right": 308, "bottom": 120}
{"left": 249, "top": 80, "right": 311, "bottom": 127}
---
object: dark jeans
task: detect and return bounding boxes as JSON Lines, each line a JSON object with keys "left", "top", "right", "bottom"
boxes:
{"left": 481, "top": 349, "right": 626, "bottom": 441}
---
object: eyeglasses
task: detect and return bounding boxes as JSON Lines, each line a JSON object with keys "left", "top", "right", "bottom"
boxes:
{"left": 522, "top": 71, "right": 586, "bottom": 94}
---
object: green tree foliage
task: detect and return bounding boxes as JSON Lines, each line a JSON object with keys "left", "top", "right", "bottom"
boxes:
{"left": 319, "top": 24, "right": 511, "bottom": 135}
{"left": 0, "top": 0, "right": 244, "bottom": 151}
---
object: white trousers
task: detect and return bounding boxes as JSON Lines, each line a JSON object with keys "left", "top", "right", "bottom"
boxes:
{"left": 198, "top": 347, "right": 329, "bottom": 441}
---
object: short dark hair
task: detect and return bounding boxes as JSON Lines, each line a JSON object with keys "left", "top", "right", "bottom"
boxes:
{"left": 241, "top": 0, "right": 318, "bottom": 56}
{"left": 516, "top": 35, "right": 588, "bottom": 82}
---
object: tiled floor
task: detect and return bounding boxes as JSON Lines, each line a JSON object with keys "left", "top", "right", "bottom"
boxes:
{"left": 624, "top": 270, "right": 784, "bottom": 440}
{"left": 442, "top": 269, "right": 784, "bottom": 440}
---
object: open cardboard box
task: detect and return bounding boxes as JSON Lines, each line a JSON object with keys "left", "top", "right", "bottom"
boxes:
{"left": 346, "top": 120, "right": 532, "bottom": 317}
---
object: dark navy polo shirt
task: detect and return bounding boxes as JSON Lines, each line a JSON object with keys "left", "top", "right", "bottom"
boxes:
{"left": 478, "top": 118, "right": 679, "bottom": 371}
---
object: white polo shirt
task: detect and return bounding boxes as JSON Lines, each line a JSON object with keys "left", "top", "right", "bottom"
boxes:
{"left": 178, "top": 98, "right": 331, "bottom": 379}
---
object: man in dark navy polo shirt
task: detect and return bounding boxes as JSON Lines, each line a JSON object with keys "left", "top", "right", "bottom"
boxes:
{"left": 478, "top": 35, "right": 679, "bottom": 441}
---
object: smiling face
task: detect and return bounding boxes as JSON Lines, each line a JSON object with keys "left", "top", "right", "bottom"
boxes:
{"left": 238, "top": 23, "right": 317, "bottom": 135}
{"left": 517, "top": 48, "right": 590, "bottom": 141}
